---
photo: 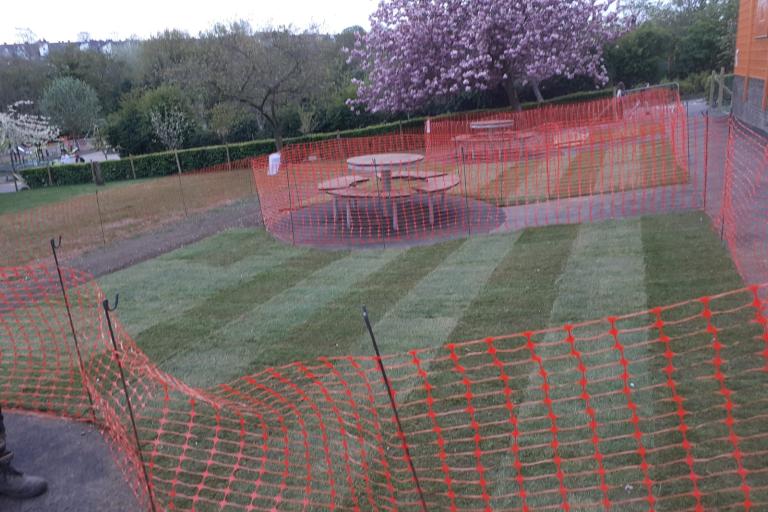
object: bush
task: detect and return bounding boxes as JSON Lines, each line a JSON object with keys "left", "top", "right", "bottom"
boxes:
{"left": 20, "top": 163, "right": 93, "bottom": 188}
{"left": 678, "top": 71, "right": 712, "bottom": 97}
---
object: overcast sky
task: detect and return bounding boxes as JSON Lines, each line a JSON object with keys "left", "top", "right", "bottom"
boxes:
{"left": 1, "top": 0, "right": 379, "bottom": 43}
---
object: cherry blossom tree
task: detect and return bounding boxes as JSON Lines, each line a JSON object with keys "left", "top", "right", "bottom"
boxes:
{"left": 149, "top": 106, "right": 189, "bottom": 150}
{"left": 350, "top": 0, "right": 624, "bottom": 112}
{"left": 0, "top": 101, "right": 59, "bottom": 158}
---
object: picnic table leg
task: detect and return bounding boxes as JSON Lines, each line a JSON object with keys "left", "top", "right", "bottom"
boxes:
{"left": 427, "top": 194, "right": 434, "bottom": 226}
{"left": 332, "top": 197, "right": 338, "bottom": 220}
{"left": 383, "top": 169, "right": 392, "bottom": 218}
{"left": 346, "top": 199, "right": 352, "bottom": 229}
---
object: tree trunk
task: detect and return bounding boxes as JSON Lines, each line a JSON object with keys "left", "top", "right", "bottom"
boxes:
{"left": 274, "top": 130, "right": 284, "bottom": 151}
{"left": 502, "top": 80, "right": 522, "bottom": 112}
{"left": 532, "top": 80, "right": 545, "bottom": 103}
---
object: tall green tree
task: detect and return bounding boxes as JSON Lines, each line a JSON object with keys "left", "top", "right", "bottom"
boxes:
{"left": 48, "top": 44, "right": 133, "bottom": 113}
{"left": 106, "top": 85, "right": 198, "bottom": 154}
{"left": 40, "top": 76, "right": 101, "bottom": 139}
{"left": 605, "top": 24, "right": 673, "bottom": 87}
{"left": 194, "top": 22, "right": 333, "bottom": 149}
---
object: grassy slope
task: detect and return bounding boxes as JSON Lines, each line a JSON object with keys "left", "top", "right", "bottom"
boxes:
{"left": 0, "top": 179, "right": 150, "bottom": 215}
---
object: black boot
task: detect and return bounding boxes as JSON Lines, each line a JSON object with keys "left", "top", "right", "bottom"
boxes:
{"left": 0, "top": 432, "right": 47, "bottom": 500}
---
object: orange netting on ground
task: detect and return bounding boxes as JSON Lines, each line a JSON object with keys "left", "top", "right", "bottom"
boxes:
{"left": 252, "top": 88, "right": 702, "bottom": 248}
{"left": 2, "top": 264, "right": 768, "bottom": 511}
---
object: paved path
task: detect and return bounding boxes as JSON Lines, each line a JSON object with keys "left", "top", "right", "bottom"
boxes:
{"left": 0, "top": 411, "right": 140, "bottom": 512}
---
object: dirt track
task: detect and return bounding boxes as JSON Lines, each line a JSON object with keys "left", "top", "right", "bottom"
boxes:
{"left": 66, "top": 197, "right": 263, "bottom": 277}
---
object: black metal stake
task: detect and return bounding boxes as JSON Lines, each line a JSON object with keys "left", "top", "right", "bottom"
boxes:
{"left": 720, "top": 117, "right": 732, "bottom": 241}
{"left": 176, "top": 171, "right": 188, "bottom": 218}
{"left": 102, "top": 295, "right": 157, "bottom": 512}
{"left": 702, "top": 111, "right": 709, "bottom": 211}
{"left": 94, "top": 191, "right": 107, "bottom": 246}
{"left": 362, "top": 306, "right": 428, "bottom": 512}
{"left": 285, "top": 163, "right": 296, "bottom": 246}
{"left": 50, "top": 237, "right": 97, "bottom": 423}
{"left": 372, "top": 159, "right": 386, "bottom": 250}
{"left": 460, "top": 148, "right": 472, "bottom": 237}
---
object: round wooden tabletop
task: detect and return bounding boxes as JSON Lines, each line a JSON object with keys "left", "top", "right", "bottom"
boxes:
{"left": 347, "top": 153, "right": 425, "bottom": 169}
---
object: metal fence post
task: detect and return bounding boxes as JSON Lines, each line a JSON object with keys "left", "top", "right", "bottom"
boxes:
{"left": 460, "top": 147, "right": 472, "bottom": 237}
{"left": 702, "top": 112, "right": 709, "bottom": 211}
{"left": 362, "top": 306, "right": 428, "bottom": 512}
{"left": 50, "top": 237, "right": 97, "bottom": 423}
{"left": 102, "top": 295, "right": 157, "bottom": 512}
{"left": 94, "top": 190, "right": 107, "bottom": 246}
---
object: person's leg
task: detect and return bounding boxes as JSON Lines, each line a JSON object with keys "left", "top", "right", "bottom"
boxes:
{"left": 0, "top": 404, "right": 7, "bottom": 459}
{"left": 0, "top": 404, "right": 48, "bottom": 499}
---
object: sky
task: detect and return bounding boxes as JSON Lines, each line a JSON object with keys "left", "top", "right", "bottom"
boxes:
{"left": 0, "top": 0, "right": 379, "bottom": 43}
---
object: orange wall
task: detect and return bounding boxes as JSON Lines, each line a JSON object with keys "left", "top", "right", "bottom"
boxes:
{"left": 735, "top": 0, "right": 768, "bottom": 79}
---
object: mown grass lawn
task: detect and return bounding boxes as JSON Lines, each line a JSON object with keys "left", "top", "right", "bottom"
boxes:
{"left": 91, "top": 210, "right": 768, "bottom": 511}
{"left": 98, "top": 211, "right": 743, "bottom": 388}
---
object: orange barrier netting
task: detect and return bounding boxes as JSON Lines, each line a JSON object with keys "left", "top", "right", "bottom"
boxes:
{"left": 719, "top": 117, "right": 768, "bottom": 285}
{"left": 252, "top": 89, "right": 704, "bottom": 249}
{"left": 3, "top": 264, "right": 768, "bottom": 511}
{"left": 0, "top": 158, "right": 258, "bottom": 267}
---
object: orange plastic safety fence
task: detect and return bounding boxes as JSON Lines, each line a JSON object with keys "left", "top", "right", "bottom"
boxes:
{"left": 3, "top": 265, "right": 768, "bottom": 511}
{"left": 719, "top": 117, "right": 768, "bottom": 285}
{"left": 252, "top": 89, "right": 705, "bottom": 249}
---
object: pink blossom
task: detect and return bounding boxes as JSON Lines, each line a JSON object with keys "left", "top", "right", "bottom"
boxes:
{"left": 349, "top": 0, "right": 624, "bottom": 112}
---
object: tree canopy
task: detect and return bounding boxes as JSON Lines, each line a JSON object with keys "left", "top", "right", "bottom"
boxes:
{"left": 349, "top": 0, "right": 623, "bottom": 112}
{"left": 40, "top": 76, "right": 101, "bottom": 138}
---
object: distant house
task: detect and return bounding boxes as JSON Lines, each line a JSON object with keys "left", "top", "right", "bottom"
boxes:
{"left": 734, "top": 0, "right": 768, "bottom": 130}
{"left": 0, "top": 39, "right": 134, "bottom": 61}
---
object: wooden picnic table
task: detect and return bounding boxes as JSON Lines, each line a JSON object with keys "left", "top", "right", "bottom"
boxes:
{"left": 346, "top": 153, "right": 425, "bottom": 223}
{"left": 453, "top": 130, "right": 537, "bottom": 160}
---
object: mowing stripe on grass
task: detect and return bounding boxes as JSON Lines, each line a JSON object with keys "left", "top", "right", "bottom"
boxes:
{"left": 249, "top": 239, "right": 466, "bottom": 367}
{"left": 163, "top": 249, "right": 404, "bottom": 386}
{"left": 99, "top": 229, "right": 303, "bottom": 335}
{"left": 488, "top": 218, "right": 650, "bottom": 509}
{"left": 555, "top": 146, "right": 605, "bottom": 199}
{"left": 449, "top": 223, "right": 580, "bottom": 342}
{"left": 134, "top": 248, "right": 346, "bottom": 368}
{"left": 640, "top": 212, "right": 751, "bottom": 507}
{"left": 641, "top": 212, "right": 744, "bottom": 306}
{"left": 381, "top": 225, "right": 577, "bottom": 510}
{"left": 359, "top": 232, "right": 521, "bottom": 354}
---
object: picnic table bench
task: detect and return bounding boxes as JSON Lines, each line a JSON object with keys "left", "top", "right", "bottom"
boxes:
{"left": 411, "top": 174, "right": 461, "bottom": 225}
{"left": 327, "top": 187, "right": 412, "bottom": 230}
{"left": 318, "top": 175, "right": 369, "bottom": 219}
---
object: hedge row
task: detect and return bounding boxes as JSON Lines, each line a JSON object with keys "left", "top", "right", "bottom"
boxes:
{"left": 19, "top": 88, "right": 615, "bottom": 189}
